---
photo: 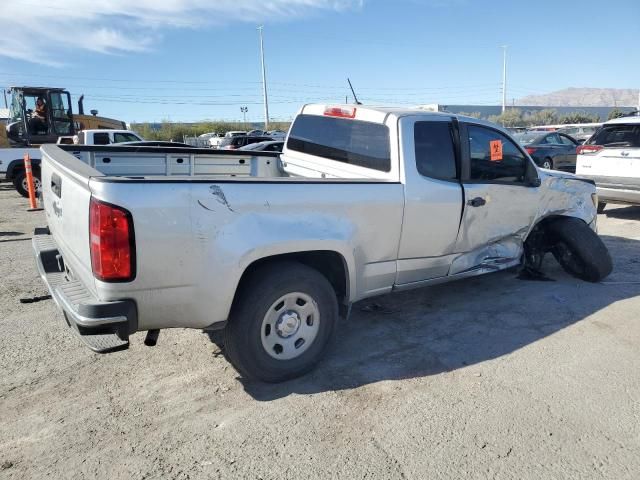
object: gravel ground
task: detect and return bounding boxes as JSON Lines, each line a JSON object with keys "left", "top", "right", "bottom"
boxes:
{"left": 1, "top": 183, "right": 639, "bottom": 480}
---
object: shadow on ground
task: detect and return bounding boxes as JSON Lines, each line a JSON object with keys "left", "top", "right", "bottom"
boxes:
{"left": 602, "top": 205, "right": 640, "bottom": 220}
{"left": 206, "top": 234, "right": 640, "bottom": 400}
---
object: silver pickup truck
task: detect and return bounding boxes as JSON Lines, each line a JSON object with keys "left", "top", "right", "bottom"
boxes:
{"left": 34, "top": 104, "right": 612, "bottom": 382}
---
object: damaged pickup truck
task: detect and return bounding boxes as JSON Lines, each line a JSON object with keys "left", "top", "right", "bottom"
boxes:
{"left": 34, "top": 104, "right": 612, "bottom": 382}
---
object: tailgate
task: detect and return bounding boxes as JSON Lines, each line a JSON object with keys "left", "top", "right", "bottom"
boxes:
{"left": 40, "top": 144, "right": 98, "bottom": 294}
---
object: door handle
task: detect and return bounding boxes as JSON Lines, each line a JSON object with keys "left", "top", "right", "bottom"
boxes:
{"left": 467, "top": 197, "right": 486, "bottom": 207}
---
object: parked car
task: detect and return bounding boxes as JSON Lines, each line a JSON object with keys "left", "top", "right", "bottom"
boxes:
{"left": 34, "top": 104, "right": 611, "bottom": 382}
{"left": 557, "top": 124, "right": 601, "bottom": 142}
{"left": 576, "top": 115, "right": 640, "bottom": 212}
{"left": 208, "top": 133, "right": 226, "bottom": 149}
{"left": 224, "top": 131, "right": 247, "bottom": 138}
{"left": 246, "top": 129, "right": 265, "bottom": 136}
{"left": 117, "top": 141, "right": 195, "bottom": 148}
{"left": 513, "top": 131, "right": 580, "bottom": 172}
{"left": 220, "top": 135, "right": 273, "bottom": 150}
{"left": 238, "top": 140, "right": 284, "bottom": 152}
{"left": 266, "top": 129, "right": 287, "bottom": 139}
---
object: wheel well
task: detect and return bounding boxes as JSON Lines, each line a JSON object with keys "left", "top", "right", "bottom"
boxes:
{"left": 524, "top": 214, "right": 587, "bottom": 267}
{"left": 234, "top": 251, "right": 349, "bottom": 307}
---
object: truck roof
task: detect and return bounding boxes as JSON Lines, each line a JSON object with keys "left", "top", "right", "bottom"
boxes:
{"left": 300, "top": 104, "right": 503, "bottom": 130}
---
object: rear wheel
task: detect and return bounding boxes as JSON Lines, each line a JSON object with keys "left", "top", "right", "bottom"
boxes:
{"left": 541, "top": 158, "right": 553, "bottom": 170}
{"left": 548, "top": 217, "right": 612, "bottom": 282}
{"left": 13, "top": 171, "right": 41, "bottom": 198}
{"left": 223, "top": 261, "right": 338, "bottom": 382}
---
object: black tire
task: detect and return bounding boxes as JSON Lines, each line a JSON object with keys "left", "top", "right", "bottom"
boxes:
{"left": 12, "top": 171, "right": 41, "bottom": 198}
{"left": 597, "top": 202, "right": 607, "bottom": 214}
{"left": 223, "top": 261, "right": 338, "bottom": 382}
{"left": 542, "top": 158, "right": 553, "bottom": 170}
{"left": 547, "top": 217, "right": 612, "bottom": 282}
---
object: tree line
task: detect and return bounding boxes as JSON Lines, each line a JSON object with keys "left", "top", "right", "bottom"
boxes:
{"left": 458, "top": 108, "right": 629, "bottom": 127}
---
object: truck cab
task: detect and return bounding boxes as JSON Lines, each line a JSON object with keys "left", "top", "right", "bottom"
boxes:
{"left": 5, "top": 86, "right": 74, "bottom": 147}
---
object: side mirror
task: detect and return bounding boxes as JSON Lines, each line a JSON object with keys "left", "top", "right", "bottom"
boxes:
{"left": 526, "top": 160, "right": 541, "bottom": 187}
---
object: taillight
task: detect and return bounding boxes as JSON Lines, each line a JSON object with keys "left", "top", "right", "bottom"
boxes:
{"left": 324, "top": 106, "right": 356, "bottom": 118}
{"left": 576, "top": 145, "right": 604, "bottom": 155}
{"left": 525, "top": 147, "right": 537, "bottom": 155}
{"left": 89, "top": 198, "right": 135, "bottom": 282}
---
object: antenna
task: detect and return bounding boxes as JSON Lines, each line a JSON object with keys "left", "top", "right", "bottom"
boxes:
{"left": 347, "top": 78, "right": 362, "bottom": 105}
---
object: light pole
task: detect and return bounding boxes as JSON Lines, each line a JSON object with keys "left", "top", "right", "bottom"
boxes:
{"left": 501, "top": 45, "right": 508, "bottom": 114}
{"left": 258, "top": 25, "right": 270, "bottom": 131}
{"left": 240, "top": 106, "right": 248, "bottom": 130}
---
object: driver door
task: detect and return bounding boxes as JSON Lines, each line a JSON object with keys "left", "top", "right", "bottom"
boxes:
{"left": 452, "top": 123, "right": 541, "bottom": 275}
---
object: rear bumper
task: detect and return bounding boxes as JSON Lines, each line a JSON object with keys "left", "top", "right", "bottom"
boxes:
{"left": 32, "top": 227, "right": 137, "bottom": 352}
{"left": 580, "top": 175, "right": 640, "bottom": 206}
{"left": 596, "top": 186, "right": 640, "bottom": 206}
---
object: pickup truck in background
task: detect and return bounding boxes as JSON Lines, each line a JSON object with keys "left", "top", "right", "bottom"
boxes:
{"left": 2, "top": 129, "right": 144, "bottom": 197}
{"left": 34, "top": 105, "right": 612, "bottom": 382}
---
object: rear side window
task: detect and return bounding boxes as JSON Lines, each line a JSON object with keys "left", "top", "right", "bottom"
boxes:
{"left": 588, "top": 124, "right": 640, "bottom": 147}
{"left": 93, "top": 132, "right": 110, "bottom": 145}
{"left": 113, "top": 132, "right": 140, "bottom": 143}
{"left": 414, "top": 122, "right": 457, "bottom": 180}
{"left": 287, "top": 114, "right": 391, "bottom": 172}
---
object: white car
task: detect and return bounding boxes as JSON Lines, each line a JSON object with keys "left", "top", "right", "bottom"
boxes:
{"left": 576, "top": 114, "right": 640, "bottom": 212}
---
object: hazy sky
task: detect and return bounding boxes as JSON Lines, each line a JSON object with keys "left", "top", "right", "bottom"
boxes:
{"left": 1, "top": 0, "right": 638, "bottom": 123}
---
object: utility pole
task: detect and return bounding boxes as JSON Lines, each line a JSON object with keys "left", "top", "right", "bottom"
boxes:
{"left": 258, "top": 26, "right": 269, "bottom": 131}
{"left": 501, "top": 45, "right": 507, "bottom": 114}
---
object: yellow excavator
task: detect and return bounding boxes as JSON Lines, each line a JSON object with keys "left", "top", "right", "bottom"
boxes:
{"left": 1, "top": 86, "right": 126, "bottom": 195}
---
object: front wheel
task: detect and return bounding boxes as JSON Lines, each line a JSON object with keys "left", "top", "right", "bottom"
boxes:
{"left": 223, "top": 261, "right": 338, "bottom": 382}
{"left": 548, "top": 217, "right": 612, "bottom": 282}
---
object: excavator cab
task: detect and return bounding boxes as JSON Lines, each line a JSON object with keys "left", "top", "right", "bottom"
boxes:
{"left": 5, "top": 86, "right": 74, "bottom": 146}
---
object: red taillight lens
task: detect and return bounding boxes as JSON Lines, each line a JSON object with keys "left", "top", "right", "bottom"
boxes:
{"left": 525, "top": 147, "right": 537, "bottom": 155}
{"left": 89, "top": 198, "right": 135, "bottom": 282}
{"left": 324, "top": 106, "right": 356, "bottom": 118}
{"left": 576, "top": 145, "right": 604, "bottom": 155}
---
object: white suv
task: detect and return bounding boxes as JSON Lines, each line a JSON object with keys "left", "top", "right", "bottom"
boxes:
{"left": 575, "top": 114, "right": 640, "bottom": 212}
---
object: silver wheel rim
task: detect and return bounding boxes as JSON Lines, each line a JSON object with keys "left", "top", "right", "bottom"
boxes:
{"left": 543, "top": 160, "right": 552, "bottom": 169}
{"left": 22, "top": 176, "right": 41, "bottom": 192}
{"left": 261, "top": 292, "right": 320, "bottom": 360}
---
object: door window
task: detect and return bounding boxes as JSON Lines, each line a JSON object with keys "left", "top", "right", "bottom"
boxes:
{"left": 414, "top": 121, "right": 458, "bottom": 180}
{"left": 467, "top": 125, "right": 527, "bottom": 183}
{"left": 50, "top": 92, "right": 73, "bottom": 135}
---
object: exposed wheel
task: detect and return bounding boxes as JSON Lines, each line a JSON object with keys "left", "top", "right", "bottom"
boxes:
{"left": 597, "top": 202, "right": 607, "bottom": 214}
{"left": 541, "top": 158, "right": 553, "bottom": 170}
{"left": 223, "top": 261, "right": 338, "bottom": 382}
{"left": 13, "top": 171, "right": 41, "bottom": 198}
{"left": 547, "top": 217, "right": 612, "bottom": 282}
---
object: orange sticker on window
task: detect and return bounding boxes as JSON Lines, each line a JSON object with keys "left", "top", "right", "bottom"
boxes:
{"left": 490, "top": 140, "right": 503, "bottom": 161}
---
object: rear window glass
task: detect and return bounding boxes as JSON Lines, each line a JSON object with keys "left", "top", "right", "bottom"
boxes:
{"left": 93, "top": 132, "right": 110, "bottom": 145}
{"left": 287, "top": 114, "right": 391, "bottom": 172}
{"left": 588, "top": 124, "right": 640, "bottom": 147}
{"left": 414, "top": 122, "right": 457, "bottom": 180}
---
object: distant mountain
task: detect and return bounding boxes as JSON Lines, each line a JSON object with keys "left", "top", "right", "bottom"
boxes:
{"left": 516, "top": 88, "right": 638, "bottom": 107}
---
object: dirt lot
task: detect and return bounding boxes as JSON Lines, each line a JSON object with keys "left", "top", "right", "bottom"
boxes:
{"left": 1, "top": 183, "right": 639, "bottom": 480}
